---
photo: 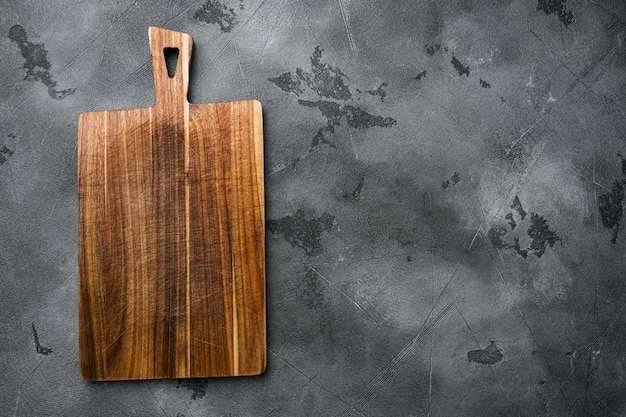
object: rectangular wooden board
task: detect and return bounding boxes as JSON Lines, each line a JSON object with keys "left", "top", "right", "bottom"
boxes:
{"left": 78, "top": 27, "right": 265, "bottom": 380}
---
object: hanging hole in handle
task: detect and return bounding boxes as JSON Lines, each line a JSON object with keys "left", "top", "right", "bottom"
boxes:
{"left": 164, "top": 48, "right": 180, "bottom": 78}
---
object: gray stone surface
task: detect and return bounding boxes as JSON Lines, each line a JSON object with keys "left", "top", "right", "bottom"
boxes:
{"left": 1, "top": 0, "right": 626, "bottom": 415}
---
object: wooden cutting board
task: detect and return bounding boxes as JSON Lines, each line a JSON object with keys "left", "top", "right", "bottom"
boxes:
{"left": 78, "top": 27, "right": 265, "bottom": 380}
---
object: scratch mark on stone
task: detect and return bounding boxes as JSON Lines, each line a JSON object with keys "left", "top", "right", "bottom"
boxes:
{"left": 457, "top": 305, "right": 514, "bottom": 405}
{"left": 456, "top": 305, "right": 481, "bottom": 347}
{"left": 540, "top": 294, "right": 626, "bottom": 414}
{"left": 268, "top": 156, "right": 301, "bottom": 177}
{"left": 234, "top": 42, "right": 251, "bottom": 98}
{"left": 352, "top": 300, "right": 456, "bottom": 412}
{"left": 338, "top": 0, "right": 358, "bottom": 55}
{"left": 435, "top": 102, "right": 476, "bottom": 123}
{"left": 254, "top": 0, "right": 285, "bottom": 70}
{"left": 305, "top": 264, "right": 380, "bottom": 328}
{"left": 495, "top": 266, "right": 572, "bottom": 412}
{"left": 426, "top": 322, "right": 434, "bottom": 417}
{"left": 266, "top": 349, "right": 352, "bottom": 416}
{"left": 437, "top": 246, "right": 474, "bottom": 301}
{"left": 148, "top": 385, "right": 171, "bottom": 416}
{"left": 264, "top": 360, "right": 312, "bottom": 416}
{"left": 12, "top": 358, "right": 45, "bottom": 416}
{"left": 292, "top": 267, "right": 326, "bottom": 311}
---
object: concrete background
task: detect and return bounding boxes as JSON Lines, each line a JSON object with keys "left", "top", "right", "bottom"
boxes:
{"left": 1, "top": 0, "right": 626, "bottom": 415}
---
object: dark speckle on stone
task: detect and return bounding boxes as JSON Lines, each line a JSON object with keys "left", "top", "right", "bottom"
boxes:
{"left": 178, "top": 378, "right": 208, "bottom": 400}
{"left": 267, "top": 210, "right": 335, "bottom": 256}
{"left": 468, "top": 341, "right": 503, "bottom": 365}
{"left": 8, "top": 24, "right": 76, "bottom": 100}
{"left": 505, "top": 212, "right": 517, "bottom": 230}
{"left": 269, "top": 47, "right": 395, "bottom": 149}
{"left": 451, "top": 55, "right": 470, "bottom": 77}
{"left": 537, "top": 0, "right": 574, "bottom": 26}
{"left": 618, "top": 152, "right": 626, "bottom": 176}
{"left": 598, "top": 180, "right": 624, "bottom": 244}
{"left": 487, "top": 227, "right": 528, "bottom": 259}
{"left": 479, "top": 78, "right": 491, "bottom": 88}
{"left": 511, "top": 195, "right": 527, "bottom": 220}
{"left": 442, "top": 172, "right": 460, "bottom": 189}
{"left": 298, "top": 99, "right": 342, "bottom": 122}
{"left": 488, "top": 197, "right": 559, "bottom": 258}
{"left": 344, "top": 105, "right": 396, "bottom": 130}
{"left": 0, "top": 145, "right": 14, "bottom": 165}
{"left": 344, "top": 176, "right": 365, "bottom": 201}
{"left": 297, "top": 99, "right": 396, "bottom": 148}
{"left": 512, "top": 237, "right": 529, "bottom": 259}
{"left": 424, "top": 44, "right": 441, "bottom": 56}
{"left": 366, "top": 82, "right": 388, "bottom": 102}
{"left": 296, "top": 46, "right": 352, "bottom": 101}
{"left": 406, "top": 255, "right": 412, "bottom": 262}
{"left": 412, "top": 70, "right": 427, "bottom": 80}
{"left": 527, "top": 213, "right": 562, "bottom": 258}
{"left": 194, "top": 0, "right": 237, "bottom": 33}
{"left": 268, "top": 72, "right": 304, "bottom": 96}
{"left": 31, "top": 323, "right": 52, "bottom": 355}
{"left": 488, "top": 227, "right": 509, "bottom": 250}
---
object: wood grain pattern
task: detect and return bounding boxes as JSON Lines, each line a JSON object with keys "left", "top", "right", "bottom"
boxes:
{"left": 78, "top": 27, "right": 265, "bottom": 380}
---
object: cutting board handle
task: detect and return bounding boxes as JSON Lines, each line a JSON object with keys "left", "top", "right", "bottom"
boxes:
{"left": 149, "top": 27, "right": 193, "bottom": 106}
